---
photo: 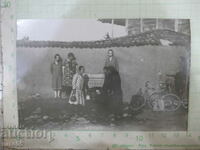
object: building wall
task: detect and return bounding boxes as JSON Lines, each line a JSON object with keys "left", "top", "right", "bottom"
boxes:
{"left": 17, "top": 46, "right": 188, "bottom": 102}
{"left": 126, "top": 19, "right": 190, "bottom": 35}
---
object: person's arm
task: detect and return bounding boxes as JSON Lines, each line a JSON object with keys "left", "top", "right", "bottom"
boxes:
{"left": 62, "top": 65, "right": 65, "bottom": 76}
{"left": 115, "top": 58, "right": 119, "bottom": 72}
{"left": 104, "top": 58, "right": 108, "bottom": 67}
{"left": 72, "top": 74, "right": 78, "bottom": 90}
{"left": 72, "top": 60, "right": 78, "bottom": 73}
{"left": 83, "top": 74, "right": 89, "bottom": 90}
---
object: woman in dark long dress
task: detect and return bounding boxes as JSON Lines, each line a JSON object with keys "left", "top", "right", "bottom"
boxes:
{"left": 104, "top": 49, "right": 119, "bottom": 72}
{"left": 99, "top": 67, "right": 112, "bottom": 105}
{"left": 100, "top": 66, "right": 123, "bottom": 118}
{"left": 108, "top": 66, "right": 123, "bottom": 118}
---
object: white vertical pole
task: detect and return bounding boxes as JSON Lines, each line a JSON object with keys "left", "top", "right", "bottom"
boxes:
{"left": 175, "top": 19, "right": 179, "bottom": 32}
{"left": 125, "top": 19, "right": 129, "bottom": 35}
{"left": 156, "top": 18, "right": 159, "bottom": 29}
{"left": 111, "top": 19, "right": 114, "bottom": 38}
{"left": 140, "top": 18, "right": 143, "bottom": 33}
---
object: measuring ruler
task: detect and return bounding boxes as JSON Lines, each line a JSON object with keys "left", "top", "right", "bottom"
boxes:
{"left": 62, "top": 131, "right": 200, "bottom": 149}
{"left": 3, "top": 130, "right": 200, "bottom": 149}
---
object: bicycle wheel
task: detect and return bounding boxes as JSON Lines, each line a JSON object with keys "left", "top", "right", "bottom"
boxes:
{"left": 148, "top": 92, "right": 162, "bottom": 110}
{"left": 130, "top": 95, "right": 146, "bottom": 111}
{"left": 161, "top": 94, "right": 181, "bottom": 111}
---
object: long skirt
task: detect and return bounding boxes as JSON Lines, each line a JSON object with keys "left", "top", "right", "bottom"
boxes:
{"left": 110, "top": 92, "right": 123, "bottom": 116}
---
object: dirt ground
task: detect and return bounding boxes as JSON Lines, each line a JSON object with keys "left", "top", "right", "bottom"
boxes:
{"left": 18, "top": 96, "right": 188, "bottom": 131}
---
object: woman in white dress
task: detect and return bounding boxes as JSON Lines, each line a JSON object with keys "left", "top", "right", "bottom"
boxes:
{"left": 69, "top": 66, "right": 85, "bottom": 105}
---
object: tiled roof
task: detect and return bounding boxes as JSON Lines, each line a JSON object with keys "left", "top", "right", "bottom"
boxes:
{"left": 17, "top": 30, "right": 190, "bottom": 48}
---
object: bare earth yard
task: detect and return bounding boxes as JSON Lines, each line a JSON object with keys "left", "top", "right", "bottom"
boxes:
{"left": 18, "top": 97, "right": 188, "bottom": 131}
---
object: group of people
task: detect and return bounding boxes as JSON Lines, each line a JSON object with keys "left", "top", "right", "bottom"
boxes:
{"left": 50, "top": 49, "right": 123, "bottom": 108}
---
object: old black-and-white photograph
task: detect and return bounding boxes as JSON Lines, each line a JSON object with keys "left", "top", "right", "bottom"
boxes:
{"left": 17, "top": 19, "right": 190, "bottom": 131}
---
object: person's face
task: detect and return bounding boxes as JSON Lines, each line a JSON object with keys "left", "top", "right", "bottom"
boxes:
{"left": 80, "top": 68, "right": 85, "bottom": 74}
{"left": 68, "top": 55, "right": 73, "bottom": 61}
{"left": 55, "top": 55, "right": 60, "bottom": 61}
{"left": 108, "top": 50, "right": 113, "bottom": 57}
{"left": 66, "top": 58, "right": 70, "bottom": 62}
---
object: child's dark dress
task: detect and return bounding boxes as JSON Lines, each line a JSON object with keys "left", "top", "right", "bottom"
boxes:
{"left": 51, "top": 62, "right": 62, "bottom": 90}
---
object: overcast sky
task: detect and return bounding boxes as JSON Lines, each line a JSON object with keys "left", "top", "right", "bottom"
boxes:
{"left": 17, "top": 19, "right": 126, "bottom": 41}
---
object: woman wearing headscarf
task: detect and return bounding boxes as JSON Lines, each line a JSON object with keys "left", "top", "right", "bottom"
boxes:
{"left": 108, "top": 66, "right": 123, "bottom": 117}
{"left": 104, "top": 49, "right": 119, "bottom": 72}
{"left": 100, "top": 66, "right": 123, "bottom": 118}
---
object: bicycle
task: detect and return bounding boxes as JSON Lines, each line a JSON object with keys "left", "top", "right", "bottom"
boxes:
{"left": 130, "top": 77, "right": 188, "bottom": 112}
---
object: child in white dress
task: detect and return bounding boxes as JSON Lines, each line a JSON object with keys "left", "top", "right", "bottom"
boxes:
{"left": 69, "top": 66, "right": 85, "bottom": 105}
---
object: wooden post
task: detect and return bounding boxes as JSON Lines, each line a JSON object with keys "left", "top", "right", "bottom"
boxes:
{"left": 140, "top": 18, "right": 143, "bottom": 33}
{"left": 156, "top": 18, "right": 159, "bottom": 29}
{"left": 125, "top": 19, "right": 129, "bottom": 35}
{"left": 175, "top": 19, "right": 179, "bottom": 32}
{"left": 111, "top": 19, "right": 114, "bottom": 38}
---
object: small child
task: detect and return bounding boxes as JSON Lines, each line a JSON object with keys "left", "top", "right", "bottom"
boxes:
{"left": 69, "top": 66, "right": 85, "bottom": 105}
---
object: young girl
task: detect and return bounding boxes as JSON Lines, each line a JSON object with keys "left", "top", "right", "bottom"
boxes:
{"left": 51, "top": 54, "right": 63, "bottom": 98}
{"left": 69, "top": 66, "right": 85, "bottom": 105}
